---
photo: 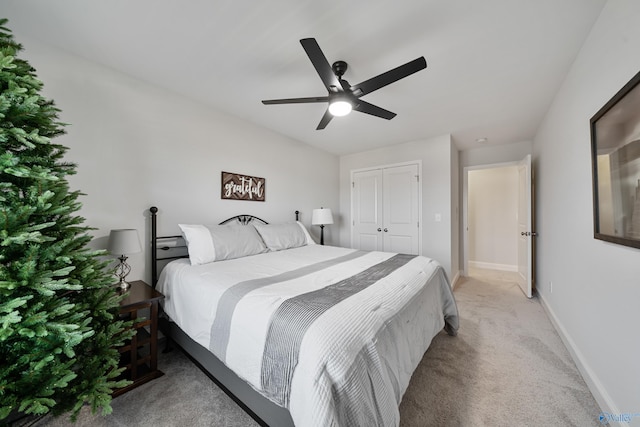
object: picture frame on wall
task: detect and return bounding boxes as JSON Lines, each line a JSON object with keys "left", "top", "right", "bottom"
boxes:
{"left": 221, "top": 171, "right": 266, "bottom": 202}
{"left": 590, "top": 69, "right": 640, "bottom": 249}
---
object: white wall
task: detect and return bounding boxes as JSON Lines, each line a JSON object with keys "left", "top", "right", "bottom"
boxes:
{"left": 533, "top": 0, "right": 640, "bottom": 421}
{"left": 460, "top": 140, "right": 532, "bottom": 168}
{"left": 339, "top": 135, "right": 457, "bottom": 278}
{"left": 18, "top": 37, "right": 339, "bottom": 284}
{"left": 468, "top": 167, "right": 518, "bottom": 270}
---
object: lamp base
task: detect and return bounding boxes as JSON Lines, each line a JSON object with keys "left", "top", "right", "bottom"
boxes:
{"left": 114, "top": 255, "right": 132, "bottom": 291}
{"left": 116, "top": 279, "right": 131, "bottom": 291}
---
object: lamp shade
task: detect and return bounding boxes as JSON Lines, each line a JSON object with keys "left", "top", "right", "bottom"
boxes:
{"left": 107, "top": 229, "right": 141, "bottom": 255}
{"left": 312, "top": 208, "right": 334, "bottom": 225}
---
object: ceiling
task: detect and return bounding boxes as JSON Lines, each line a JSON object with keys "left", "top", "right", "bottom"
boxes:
{"left": 3, "top": 0, "right": 606, "bottom": 155}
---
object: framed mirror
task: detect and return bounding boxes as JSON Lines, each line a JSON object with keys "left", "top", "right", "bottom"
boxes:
{"left": 591, "top": 69, "right": 640, "bottom": 249}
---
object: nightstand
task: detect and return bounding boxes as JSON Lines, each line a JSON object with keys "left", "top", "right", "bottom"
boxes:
{"left": 113, "top": 280, "right": 165, "bottom": 397}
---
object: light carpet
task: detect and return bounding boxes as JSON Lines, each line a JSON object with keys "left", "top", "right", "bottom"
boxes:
{"left": 37, "top": 271, "right": 605, "bottom": 427}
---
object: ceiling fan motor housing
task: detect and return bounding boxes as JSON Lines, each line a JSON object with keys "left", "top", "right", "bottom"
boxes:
{"left": 332, "top": 60, "right": 348, "bottom": 78}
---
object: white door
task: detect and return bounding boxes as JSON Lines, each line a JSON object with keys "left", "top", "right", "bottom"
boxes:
{"left": 517, "top": 154, "right": 533, "bottom": 298}
{"left": 352, "top": 169, "right": 383, "bottom": 251}
{"left": 383, "top": 165, "right": 420, "bottom": 254}
{"left": 352, "top": 164, "right": 420, "bottom": 254}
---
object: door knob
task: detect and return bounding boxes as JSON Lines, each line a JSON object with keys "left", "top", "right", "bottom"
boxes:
{"left": 384, "top": 228, "right": 388, "bottom": 232}
{"left": 377, "top": 228, "right": 382, "bottom": 232}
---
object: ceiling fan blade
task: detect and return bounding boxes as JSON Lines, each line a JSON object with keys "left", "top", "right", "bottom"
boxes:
{"left": 316, "top": 109, "right": 333, "bottom": 130}
{"left": 262, "top": 96, "right": 328, "bottom": 105}
{"left": 300, "top": 38, "right": 342, "bottom": 92}
{"left": 350, "top": 57, "right": 427, "bottom": 97}
{"left": 353, "top": 100, "right": 396, "bottom": 120}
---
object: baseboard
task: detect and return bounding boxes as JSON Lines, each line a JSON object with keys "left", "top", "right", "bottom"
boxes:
{"left": 451, "top": 271, "right": 461, "bottom": 290}
{"left": 538, "top": 293, "right": 620, "bottom": 424}
{"left": 468, "top": 261, "right": 517, "bottom": 272}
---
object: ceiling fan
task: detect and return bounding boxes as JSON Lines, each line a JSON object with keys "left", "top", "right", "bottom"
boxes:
{"left": 261, "top": 38, "right": 427, "bottom": 130}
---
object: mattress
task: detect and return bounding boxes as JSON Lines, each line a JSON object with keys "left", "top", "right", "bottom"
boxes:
{"left": 157, "top": 244, "right": 458, "bottom": 427}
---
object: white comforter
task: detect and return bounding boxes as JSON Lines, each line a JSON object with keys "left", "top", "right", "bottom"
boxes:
{"left": 157, "top": 245, "right": 458, "bottom": 427}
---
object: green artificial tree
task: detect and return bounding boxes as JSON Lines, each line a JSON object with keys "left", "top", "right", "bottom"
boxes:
{"left": 0, "top": 19, "right": 132, "bottom": 423}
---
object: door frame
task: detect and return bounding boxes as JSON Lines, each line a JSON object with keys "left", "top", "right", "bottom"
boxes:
{"left": 517, "top": 154, "right": 533, "bottom": 298}
{"left": 350, "top": 160, "right": 423, "bottom": 254}
{"left": 462, "top": 160, "right": 520, "bottom": 277}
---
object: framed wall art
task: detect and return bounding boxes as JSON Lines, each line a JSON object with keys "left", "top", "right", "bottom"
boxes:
{"left": 591, "top": 69, "right": 640, "bottom": 249}
{"left": 221, "top": 171, "right": 265, "bottom": 202}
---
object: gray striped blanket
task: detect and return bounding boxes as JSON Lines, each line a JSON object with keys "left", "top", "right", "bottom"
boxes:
{"left": 159, "top": 245, "right": 458, "bottom": 427}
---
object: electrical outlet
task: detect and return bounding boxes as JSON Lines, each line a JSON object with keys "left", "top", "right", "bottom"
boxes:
{"left": 549, "top": 280, "right": 553, "bottom": 293}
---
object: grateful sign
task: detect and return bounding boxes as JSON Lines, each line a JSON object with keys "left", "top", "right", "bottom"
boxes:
{"left": 221, "top": 171, "right": 265, "bottom": 202}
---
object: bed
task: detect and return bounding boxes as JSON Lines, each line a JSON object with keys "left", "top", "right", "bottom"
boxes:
{"left": 149, "top": 206, "right": 458, "bottom": 427}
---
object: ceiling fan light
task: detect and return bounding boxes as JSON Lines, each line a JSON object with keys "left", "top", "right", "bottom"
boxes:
{"left": 328, "top": 100, "right": 352, "bottom": 117}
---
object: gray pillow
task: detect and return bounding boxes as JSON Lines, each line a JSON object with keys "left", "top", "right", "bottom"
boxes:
{"left": 253, "top": 222, "right": 308, "bottom": 251}
{"left": 179, "top": 223, "right": 267, "bottom": 265}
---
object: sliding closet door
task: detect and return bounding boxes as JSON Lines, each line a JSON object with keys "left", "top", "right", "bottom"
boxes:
{"left": 383, "top": 164, "right": 420, "bottom": 254}
{"left": 351, "top": 163, "right": 420, "bottom": 254}
{"left": 352, "top": 169, "right": 384, "bottom": 251}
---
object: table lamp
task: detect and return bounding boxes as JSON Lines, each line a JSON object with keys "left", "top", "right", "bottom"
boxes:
{"left": 312, "top": 208, "right": 333, "bottom": 245}
{"left": 107, "top": 229, "right": 141, "bottom": 290}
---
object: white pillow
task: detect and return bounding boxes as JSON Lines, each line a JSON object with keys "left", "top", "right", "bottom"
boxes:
{"left": 253, "top": 222, "right": 315, "bottom": 251}
{"left": 296, "top": 221, "right": 316, "bottom": 246}
{"left": 178, "top": 223, "right": 267, "bottom": 265}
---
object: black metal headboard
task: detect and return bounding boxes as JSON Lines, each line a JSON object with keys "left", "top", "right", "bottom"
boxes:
{"left": 150, "top": 206, "right": 188, "bottom": 288}
{"left": 149, "top": 207, "right": 300, "bottom": 288}
{"left": 219, "top": 214, "right": 268, "bottom": 225}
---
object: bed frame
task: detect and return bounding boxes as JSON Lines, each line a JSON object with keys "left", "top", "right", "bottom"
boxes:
{"left": 149, "top": 206, "right": 297, "bottom": 427}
